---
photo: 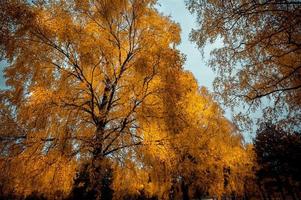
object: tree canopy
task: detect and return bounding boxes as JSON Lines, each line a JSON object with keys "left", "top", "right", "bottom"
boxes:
{"left": 187, "top": 0, "right": 301, "bottom": 129}
{"left": 0, "top": 0, "right": 299, "bottom": 199}
{"left": 254, "top": 123, "right": 301, "bottom": 199}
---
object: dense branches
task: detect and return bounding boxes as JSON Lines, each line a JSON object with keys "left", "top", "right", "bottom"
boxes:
{"left": 254, "top": 123, "right": 301, "bottom": 199}
{"left": 1, "top": 0, "right": 182, "bottom": 159}
{"left": 0, "top": 0, "right": 183, "bottom": 198}
{"left": 187, "top": 0, "right": 301, "bottom": 128}
{"left": 0, "top": 0, "right": 256, "bottom": 199}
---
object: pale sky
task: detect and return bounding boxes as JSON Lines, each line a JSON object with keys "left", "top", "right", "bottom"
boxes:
{"left": 157, "top": 1, "right": 257, "bottom": 141}
{"left": 0, "top": 61, "right": 5, "bottom": 89}
{"left": 157, "top": 0, "right": 217, "bottom": 90}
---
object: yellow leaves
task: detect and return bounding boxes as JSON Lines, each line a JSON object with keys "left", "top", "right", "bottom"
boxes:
{"left": 112, "top": 161, "right": 149, "bottom": 199}
{"left": 0, "top": 1, "right": 257, "bottom": 199}
{"left": 0, "top": 153, "right": 77, "bottom": 198}
{"left": 126, "top": 63, "right": 254, "bottom": 197}
{"left": 143, "top": 127, "right": 172, "bottom": 162}
{"left": 35, "top": 3, "right": 75, "bottom": 41}
{"left": 28, "top": 86, "right": 52, "bottom": 105}
{"left": 138, "top": 11, "right": 181, "bottom": 52}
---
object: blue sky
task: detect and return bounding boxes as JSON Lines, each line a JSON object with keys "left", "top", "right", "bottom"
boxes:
{"left": 156, "top": 0, "right": 217, "bottom": 90}
{"left": 0, "top": 61, "right": 6, "bottom": 89}
{"left": 157, "top": 1, "right": 258, "bottom": 141}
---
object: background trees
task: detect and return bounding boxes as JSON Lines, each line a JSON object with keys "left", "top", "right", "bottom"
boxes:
{"left": 187, "top": 0, "right": 301, "bottom": 129}
{"left": 186, "top": 1, "right": 301, "bottom": 198}
{"left": 254, "top": 123, "right": 301, "bottom": 199}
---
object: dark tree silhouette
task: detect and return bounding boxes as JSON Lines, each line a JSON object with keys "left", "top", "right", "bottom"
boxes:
{"left": 254, "top": 123, "right": 301, "bottom": 199}
{"left": 68, "top": 160, "right": 114, "bottom": 200}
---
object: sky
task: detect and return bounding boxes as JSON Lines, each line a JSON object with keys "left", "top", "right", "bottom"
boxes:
{"left": 156, "top": 1, "right": 240, "bottom": 119}
{"left": 156, "top": 0, "right": 217, "bottom": 90}
{"left": 0, "top": 61, "right": 6, "bottom": 89}
{"left": 157, "top": 1, "right": 258, "bottom": 141}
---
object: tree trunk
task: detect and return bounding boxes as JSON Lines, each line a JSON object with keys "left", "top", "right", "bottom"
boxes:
{"left": 258, "top": 181, "right": 267, "bottom": 200}
{"left": 91, "top": 124, "right": 106, "bottom": 200}
{"left": 286, "top": 178, "right": 299, "bottom": 200}
{"left": 181, "top": 180, "right": 190, "bottom": 200}
{"left": 275, "top": 176, "right": 286, "bottom": 200}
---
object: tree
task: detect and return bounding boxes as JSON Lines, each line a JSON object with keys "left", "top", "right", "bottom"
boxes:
{"left": 164, "top": 85, "right": 255, "bottom": 199}
{"left": 0, "top": 0, "right": 182, "bottom": 198}
{"left": 187, "top": 0, "right": 301, "bottom": 129}
{"left": 254, "top": 123, "right": 301, "bottom": 199}
{"left": 0, "top": 0, "right": 256, "bottom": 199}
{"left": 68, "top": 158, "right": 114, "bottom": 200}
{"left": 111, "top": 72, "right": 255, "bottom": 200}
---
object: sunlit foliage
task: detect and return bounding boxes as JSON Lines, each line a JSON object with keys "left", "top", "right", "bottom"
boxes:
{"left": 0, "top": 0, "right": 255, "bottom": 199}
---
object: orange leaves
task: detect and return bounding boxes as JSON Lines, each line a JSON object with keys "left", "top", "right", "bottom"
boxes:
{"left": 35, "top": 3, "right": 76, "bottom": 41}
{"left": 0, "top": 1, "right": 257, "bottom": 199}
{"left": 138, "top": 13, "right": 181, "bottom": 52}
{"left": 28, "top": 86, "right": 53, "bottom": 105}
{"left": 112, "top": 160, "right": 148, "bottom": 199}
{"left": 0, "top": 154, "right": 77, "bottom": 198}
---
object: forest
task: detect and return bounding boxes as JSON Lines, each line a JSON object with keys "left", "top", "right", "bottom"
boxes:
{"left": 0, "top": 0, "right": 300, "bottom": 199}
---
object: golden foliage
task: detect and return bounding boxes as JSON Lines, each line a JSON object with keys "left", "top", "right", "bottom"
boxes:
{"left": 0, "top": 0, "right": 255, "bottom": 199}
